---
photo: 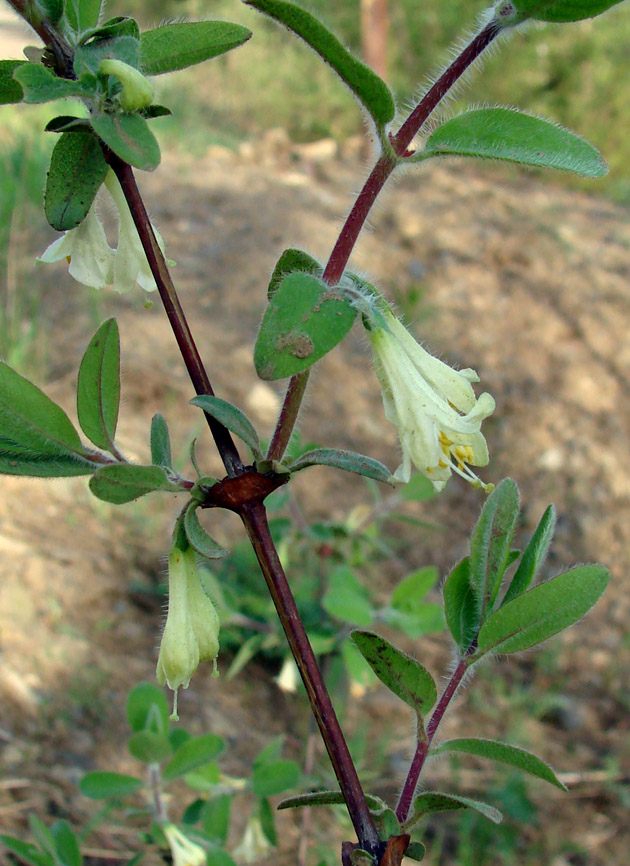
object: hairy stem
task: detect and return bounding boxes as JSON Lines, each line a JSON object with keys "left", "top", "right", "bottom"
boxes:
{"left": 106, "top": 154, "right": 244, "bottom": 477}
{"left": 240, "top": 501, "right": 383, "bottom": 860}
{"left": 6, "top": 0, "right": 75, "bottom": 77}
{"left": 267, "top": 370, "right": 309, "bottom": 462}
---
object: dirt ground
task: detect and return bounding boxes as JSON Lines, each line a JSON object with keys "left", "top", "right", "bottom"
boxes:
{"left": 0, "top": 13, "right": 629, "bottom": 858}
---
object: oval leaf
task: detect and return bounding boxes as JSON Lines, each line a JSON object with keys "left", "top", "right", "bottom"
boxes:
{"left": 45, "top": 132, "right": 108, "bottom": 231}
{"left": 0, "top": 450, "right": 94, "bottom": 477}
{"left": 150, "top": 413, "right": 172, "bottom": 468}
{"left": 140, "top": 22, "right": 252, "bottom": 75}
{"left": 79, "top": 771, "right": 143, "bottom": 799}
{"left": 268, "top": 248, "right": 321, "bottom": 299}
{"left": 126, "top": 682, "right": 170, "bottom": 734}
{"left": 162, "top": 733, "right": 225, "bottom": 781}
{"left": 351, "top": 630, "right": 437, "bottom": 716}
{"left": 190, "top": 395, "right": 261, "bottom": 457}
{"left": 0, "top": 60, "right": 26, "bottom": 104}
{"left": 288, "top": 448, "right": 393, "bottom": 484}
{"left": 184, "top": 505, "right": 230, "bottom": 559}
{"left": 12, "top": 64, "right": 90, "bottom": 103}
{"left": 245, "top": 0, "right": 395, "bottom": 127}
{"left": 255, "top": 273, "right": 357, "bottom": 380}
{"left": 89, "top": 463, "right": 181, "bottom": 504}
{"left": 403, "top": 792, "right": 502, "bottom": 830}
{"left": 128, "top": 730, "right": 173, "bottom": 764}
{"left": 477, "top": 564, "right": 609, "bottom": 656}
{"left": 322, "top": 566, "right": 373, "bottom": 627}
{"left": 91, "top": 112, "right": 160, "bottom": 171}
{"left": 252, "top": 759, "right": 300, "bottom": 797}
{"left": 431, "top": 738, "right": 566, "bottom": 790}
{"left": 443, "top": 556, "right": 479, "bottom": 652}
{"left": 502, "top": 505, "right": 556, "bottom": 606}
{"left": 391, "top": 567, "right": 439, "bottom": 613}
{"left": 514, "top": 0, "right": 624, "bottom": 23}
{"left": 423, "top": 108, "right": 607, "bottom": 177}
{"left": 77, "top": 318, "right": 120, "bottom": 451}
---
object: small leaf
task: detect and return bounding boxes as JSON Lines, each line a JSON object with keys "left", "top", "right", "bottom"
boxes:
{"left": 268, "top": 248, "right": 321, "bottom": 299}
{"left": 371, "top": 806, "right": 400, "bottom": 841}
{"left": 50, "top": 821, "right": 81, "bottom": 866}
{"left": 44, "top": 115, "right": 92, "bottom": 134}
{"left": 91, "top": 112, "right": 160, "bottom": 171}
{"left": 77, "top": 319, "right": 120, "bottom": 451}
{"left": 422, "top": 108, "right": 607, "bottom": 177}
{"left": 278, "top": 790, "right": 385, "bottom": 811}
{"left": 126, "top": 682, "right": 170, "bottom": 734}
{"left": 403, "top": 792, "right": 502, "bottom": 829}
{"left": 351, "top": 630, "right": 437, "bottom": 716}
{"left": 150, "top": 413, "right": 172, "bottom": 468}
{"left": 288, "top": 448, "right": 393, "bottom": 484}
{"left": 89, "top": 463, "right": 181, "bottom": 504}
{"left": 477, "top": 564, "right": 609, "bottom": 656}
{"left": 74, "top": 35, "right": 140, "bottom": 77}
{"left": 201, "top": 796, "right": 231, "bottom": 846}
{"left": 431, "top": 738, "right": 566, "bottom": 790}
{"left": 128, "top": 730, "right": 173, "bottom": 763}
{"left": 258, "top": 798, "right": 277, "bottom": 846}
{"left": 184, "top": 505, "right": 230, "bottom": 559}
{"left": 245, "top": 0, "right": 395, "bottom": 127}
{"left": 0, "top": 836, "right": 51, "bottom": 866}
{"left": 443, "top": 557, "right": 478, "bottom": 651}
{"left": 502, "top": 505, "right": 556, "bottom": 606}
{"left": 405, "top": 842, "right": 426, "bottom": 862}
{"left": 79, "top": 771, "right": 143, "bottom": 799}
{"left": 12, "top": 63, "right": 90, "bottom": 103}
{"left": 322, "top": 566, "right": 373, "bottom": 627}
{"left": 0, "top": 451, "right": 94, "bottom": 478}
{"left": 0, "top": 60, "right": 26, "bottom": 104}
{"left": 391, "top": 566, "right": 439, "bottom": 613}
{"left": 251, "top": 759, "right": 300, "bottom": 797}
{"left": 254, "top": 272, "right": 357, "bottom": 380}
{"left": 140, "top": 22, "right": 252, "bottom": 75}
{"left": 0, "top": 363, "right": 83, "bottom": 456}
{"left": 83, "top": 16, "right": 140, "bottom": 42}
{"left": 190, "top": 395, "right": 262, "bottom": 457}
{"left": 470, "top": 478, "right": 520, "bottom": 618}
{"left": 74, "top": 0, "right": 103, "bottom": 31}
{"left": 45, "top": 132, "right": 108, "bottom": 231}
{"left": 162, "top": 734, "right": 225, "bottom": 781}
{"left": 513, "top": 0, "right": 624, "bottom": 23}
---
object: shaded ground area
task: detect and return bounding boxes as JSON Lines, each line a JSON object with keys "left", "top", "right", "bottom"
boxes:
{"left": 0, "top": 129, "right": 629, "bottom": 865}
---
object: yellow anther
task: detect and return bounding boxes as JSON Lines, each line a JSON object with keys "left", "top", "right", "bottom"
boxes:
{"left": 438, "top": 459, "right": 448, "bottom": 469}
{"left": 438, "top": 431, "right": 453, "bottom": 447}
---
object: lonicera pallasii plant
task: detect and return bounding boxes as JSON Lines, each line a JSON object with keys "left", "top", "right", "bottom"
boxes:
{"left": 0, "top": 0, "right": 621, "bottom": 864}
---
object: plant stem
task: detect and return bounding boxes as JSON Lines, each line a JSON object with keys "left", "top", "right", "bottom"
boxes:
{"left": 266, "top": 370, "right": 309, "bottom": 461}
{"left": 6, "top": 0, "right": 74, "bottom": 77}
{"left": 240, "top": 500, "right": 383, "bottom": 861}
{"left": 395, "top": 648, "right": 475, "bottom": 822}
{"left": 106, "top": 154, "right": 244, "bottom": 478}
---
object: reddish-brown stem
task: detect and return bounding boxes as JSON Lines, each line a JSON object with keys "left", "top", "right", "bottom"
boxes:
{"left": 267, "top": 371, "right": 309, "bottom": 462}
{"left": 395, "top": 647, "right": 475, "bottom": 822}
{"left": 5, "top": 0, "right": 75, "bottom": 77}
{"left": 106, "top": 154, "right": 244, "bottom": 477}
{"left": 240, "top": 501, "right": 383, "bottom": 860}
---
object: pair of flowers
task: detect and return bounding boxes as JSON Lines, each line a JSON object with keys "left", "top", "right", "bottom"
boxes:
{"left": 38, "top": 171, "right": 170, "bottom": 293}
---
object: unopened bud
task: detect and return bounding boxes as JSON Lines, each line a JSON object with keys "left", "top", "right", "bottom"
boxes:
{"left": 98, "top": 58, "right": 155, "bottom": 111}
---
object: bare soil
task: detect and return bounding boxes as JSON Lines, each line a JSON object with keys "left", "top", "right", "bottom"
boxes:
{"left": 0, "top": 124, "right": 629, "bottom": 865}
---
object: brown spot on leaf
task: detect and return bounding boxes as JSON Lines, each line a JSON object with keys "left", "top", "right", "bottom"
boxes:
{"left": 276, "top": 331, "right": 314, "bottom": 359}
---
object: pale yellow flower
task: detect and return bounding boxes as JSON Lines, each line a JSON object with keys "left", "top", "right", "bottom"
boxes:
{"left": 163, "top": 824, "right": 206, "bottom": 866}
{"left": 37, "top": 204, "right": 114, "bottom": 290}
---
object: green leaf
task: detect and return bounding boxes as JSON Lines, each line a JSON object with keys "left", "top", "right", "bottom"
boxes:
{"left": 201, "top": 796, "right": 231, "bottom": 846}
{"left": 391, "top": 567, "right": 439, "bottom": 613}
{"left": 140, "top": 22, "right": 252, "bottom": 75}
{"left": 184, "top": 505, "right": 230, "bottom": 559}
{"left": 351, "top": 630, "right": 437, "bottom": 717}
{"left": 258, "top": 797, "right": 277, "bottom": 846}
{"left": 245, "top": 0, "right": 395, "bottom": 127}
{"left": 39, "top": 0, "right": 64, "bottom": 24}
{"left": 12, "top": 64, "right": 90, "bottom": 103}
{"left": 184, "top": 761, "right": 221, "bottom": 791}
{"left": 0, "top": 450, "right": 94, "bottom": 477}
{"left": 252, "top": 759, "right": 300, "bottom": 797}
{"left": 443, "top": 556, "right": 478, "bottom": 651}
{"left": 162, "top": 734, "right": 225, "bottom": 781}
{"left": 255, "top": 272, "right": 357, "bottom": 380}
{"left": 126, "top": 682, "right": 170, "bottom": 734}
{"left": 44, "top": 115, "right": 92, "bottom": 134}
{"left": 403, "top": 792, "right": 502, "bottom": 829}
{"left": 288, "top": 448, "right": 393, "bottom": 484}
{"left": 83, "top": 16, "right": 140, "bottom": 42}
{"left": 278, "top": 790, "right": 385, "bottom": 811}
{"left": 190, "top": 395, "right": 261, "bottom": 457}
{"left": 383, "top": 604, "right": 445, "bottom": 640}
{"left": 502, "top": 505, "right": 556, "bottom": 606}
{"left": 0, "top": 60, "right": 26, "bottom": 104}
{"left": 422, "top": 108, "right": 607, "bottom": 177}
{"left": 513, "top": 0, "right": 624, "bottom": 23}
{"left": 477, "top": 565, "right": 609, "bottom": 656}
{"left": 431, "top": 738, "right": 566, "bottom": 790}
{"left": 79, "top": 771, "right": 143, "bottom": 799}
{"left": 397, "top": 473, "right": 436, "bottom": 502}
{"left": 89, "top": 464, "right": 181, "bottom": 504}
{"left": 322, "top": 566, "right": 373, "bottom": 627}
{"left": 77, "top": 0, "right": 103, "bottom": 31}
{"left": 0, "top": 836, "right": 51, "bottom": 866}
{"left": 341, "top": 637, "right": 377, "bottom": 688}
{"left": 28, "top": 818, "right": 55, "bottom": 857}
{"left": 254, "top": 736, "right": 284, "bottom": 767}
{"left": 50, "top": 821, "right": 81, "bottom": 866}
{"left": 405, "top": 842, "right": 426, "bottom": 862}
{"left": 74, "top": 35, "right": 140, "bottom": 77}
{"left": 90, "top": 112, "right": 160, "bottom": 171}
{"left": 268, "top": 248, "right": 321, "bottom": 299}
{"left": 371, "top": 807, "right": 400, "bottom": 841}
{"left": 128, "top": 730, "right": 173, "bottom": 764}
{"left": 77, "top": 318, "right": 120, "bottom": 451}
{"left": 45, "top": 131, "right": 108, "bottom": 230}
{"left": 470, "top": 478, "right": 520, "bottom": 618}
{"left": 0, "top": 363, "right": 83, "bottom": 456}
{"left": 150, "top": 413, "right": 172, "bottom": 468}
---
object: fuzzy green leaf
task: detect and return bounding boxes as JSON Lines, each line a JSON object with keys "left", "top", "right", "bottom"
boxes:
{"left": 77, "top": 318, "right": 120, "bottom": 451}
{"left": 278, "top": 790, "right": 385, "bottom": 811}
{"left": 513, "top": 0, "right": 624, "bottom": 23}
{"left": 431, "top": 738, "right": 566, "bottom": 790}
{"left": 83, "top": 16, "right": 140, "bottom": 42}
{"left": 404, "top": 792, "right": 502, "bottom": 829}
{"left": 190, "top": 395, "right": 261, "bottom": 457}
{"left": 245, "top": 0, "right": 395, "bottom": 127}
{"left": 477, "top": 564, "right": 609, "bottom": 656}
{"left": 0, "top": 450, "right": 94, "bottom": 477}
{"left": 150, "top": 413, "right": 172, "bottom": 468}
{"left": 184, "top": 505, "right": 230, "bottom": 559}
{"left": 268, "top": 248, "right": 321, "bottom": 299}
{"left": 255, "top": 272, "right": 357, "bottom": 380}
{"left": 322, "top": 566, "right": 373, "bottom": 627}
{"left": 288, "top": 448, "right": 393, "bottom": 484}
{"left": 89, "top": 463, "right": 181, "bottom": 504}
{"left": 443, "top": 556, "right": 478, "bottom": 651}
{"left": 502, "top": 505, "right": 556, "bottom": 606}
{"left": 79, "top": 771, "right": 143, "bottom": 799}
{"left": 45, "top": 131, "right": 108, "bottom": 230}
{"left": 423, "top": 108, "right": 607, "bottom": 177}
{"left": 0, "top": 60, "right": 26, "bottom": 103}
{"left": 140, "top": 22, "right": 252, "bottom": 75}
{"left": 162, "top": 734, "right": 225, "bottom": 781}
{"left": 90, "top": 112, "right": 160, "bottom": 171}
{"left": 351, "top": 630, "right": 437, "bottom": 716}
{"left": 12, "top": 63, "right": 91, "bottom": 103}
{"left": 74, "top": 35, "right": 140, "bottom": 77}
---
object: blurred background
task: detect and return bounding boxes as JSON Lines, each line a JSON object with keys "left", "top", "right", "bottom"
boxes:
{"left": 0, "top": 2, "right": 629, "bottom": 865}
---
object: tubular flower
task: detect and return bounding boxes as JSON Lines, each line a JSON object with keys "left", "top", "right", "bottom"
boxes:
{"left": 156, "top": 544, "right": 220, "bottom": 719}
{"left": 37, "top": 204, "right": 114, "bottom": 290}
{"left": 163, "top": 824, "right": 206, "bottom": 866}
{"left": 368, "top": 308, "right": 495, "bottom": 492}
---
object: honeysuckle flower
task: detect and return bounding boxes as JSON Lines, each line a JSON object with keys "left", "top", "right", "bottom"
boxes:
{"left": 368, "top": 307, "right": 495, "bottom": 492}
{"left": 232, "top": 815, "right": 271, "bottom": 864}
{"left": 98, "top": 59, "right": 155, "bottom": 111}
{"left": 156, "top": 544, "right": 220, "bottom": 719}
{"left": 163, "top": 824, "right": 206, "bottom": 866}
{"left": 37, "top": 204, "right": 114, "bottom": 290}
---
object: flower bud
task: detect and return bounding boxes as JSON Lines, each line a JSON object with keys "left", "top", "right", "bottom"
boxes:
{"left": 98, "top": 58, "right": 155, "bottom": 111}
